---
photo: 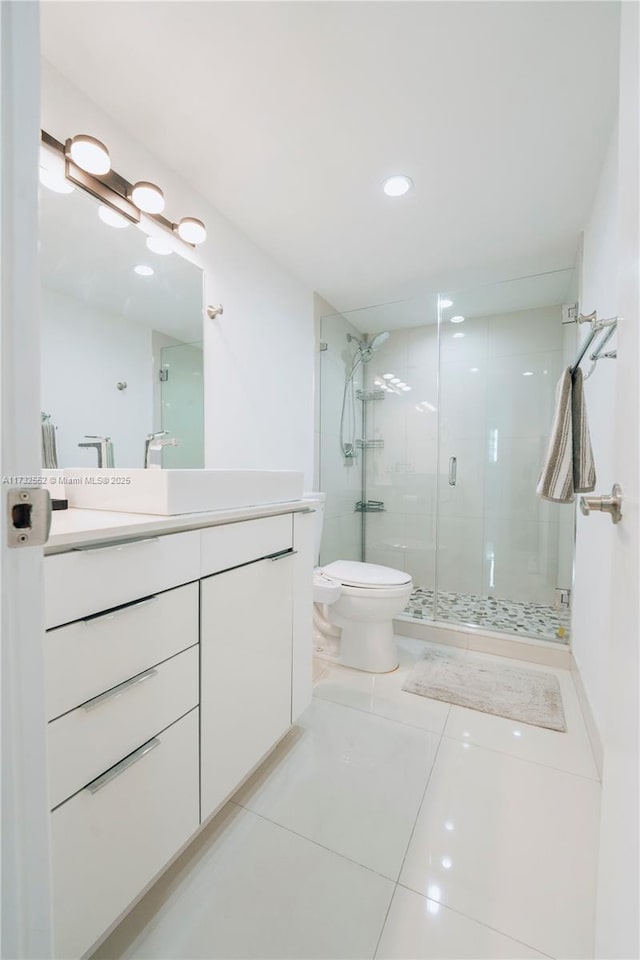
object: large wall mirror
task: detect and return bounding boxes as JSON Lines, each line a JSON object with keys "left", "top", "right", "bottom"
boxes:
{"left": 39, "top": 180, "right": 205, "bottom": 469}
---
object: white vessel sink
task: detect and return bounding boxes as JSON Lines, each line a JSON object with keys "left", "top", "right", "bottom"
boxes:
{"left": 61, "top": 469, "right": 304, "bottom": 516}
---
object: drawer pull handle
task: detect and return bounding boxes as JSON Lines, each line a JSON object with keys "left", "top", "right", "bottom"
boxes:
{"left": 72, "top": 536, "right": 161, "bottom": 554}
{"left": 267, "top": 549, "right": 298, "bottom": 562}
{"left": 299, "top": 507, "right": 316, "bottom": 514}
{"left": 87, "top": 738, "right": 160, "bottom": 794}
{"left": 83, "top": 595, "right": 159, "bottom": 625}
{"left": 82, "top": 668, "right": 159, "bottom": 712}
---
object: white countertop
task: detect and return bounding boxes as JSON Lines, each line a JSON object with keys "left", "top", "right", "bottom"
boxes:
{"left": 46, "top": 499, "right": 317, "bottom": 553}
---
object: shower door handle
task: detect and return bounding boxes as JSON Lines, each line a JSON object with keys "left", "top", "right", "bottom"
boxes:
{"left": 448, "top": 457, "right": 457, "bottom": 486}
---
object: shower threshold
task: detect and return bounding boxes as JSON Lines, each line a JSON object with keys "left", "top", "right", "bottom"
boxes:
{"left": 402, "top": 587, "right": 571, "bottom": 644}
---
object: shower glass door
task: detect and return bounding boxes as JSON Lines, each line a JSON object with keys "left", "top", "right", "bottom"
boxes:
{"left": 435, "top": 270, "right": 577, "bottom": 641}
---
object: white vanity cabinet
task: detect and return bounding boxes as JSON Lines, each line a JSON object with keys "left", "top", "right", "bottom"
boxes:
{"left": 43, "top": 507, "right": 313, "bottom": 959}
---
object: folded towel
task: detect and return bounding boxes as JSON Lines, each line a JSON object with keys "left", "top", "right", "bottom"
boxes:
{"left": 536, "top": 367, "right": 596, "bottom": 503}
{"left": 41, "top": 416, "right": 58, "bottom": 469}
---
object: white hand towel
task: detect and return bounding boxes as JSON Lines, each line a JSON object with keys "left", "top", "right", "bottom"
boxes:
{"left": 536, "top": 367, "right": 596, "bottom": 503}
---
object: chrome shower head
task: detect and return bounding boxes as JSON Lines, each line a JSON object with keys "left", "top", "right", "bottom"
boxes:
{"left": 369, "top": 331, "right": 390, "bottom": 351}
{"left": 346, "top": 330, "right": 390, "bottom": 361}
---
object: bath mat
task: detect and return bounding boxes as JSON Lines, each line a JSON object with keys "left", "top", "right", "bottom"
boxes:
{"left": 402, "top": 649, "right": 566, "bottom": 732}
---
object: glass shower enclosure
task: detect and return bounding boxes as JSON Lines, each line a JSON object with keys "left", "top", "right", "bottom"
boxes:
{"left": 319, "top": 270, "right": 577, "bottom": 644}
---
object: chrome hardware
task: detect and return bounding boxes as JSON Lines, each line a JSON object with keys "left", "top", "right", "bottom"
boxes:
{"left": 82, "top": 595, "right": 159, "bottom": 624}
{"left": 449, "top": 456, "right": 457, "bottom": 487}
{"left": 7, "top": 487, "right": 52, "bottom": 547}
{"left": 356, "top": 389, "right": 386, "bottom": 402}
{"left": 82, "top": 668, "right": 158, "bottom": 712}
{"left": 580, "top": 484, "right": 623, "bottom": 524}
{"left": 319, "top": 341, "right": 328, "bottom": 352}
{"left": 355, "top": 500, "right": 385, "bottom": 512}
{"left": 267, "top": 549, "right": 298, "bottom": 561}
{"left": 78, "top": 435, "right": 114, "bottom": 468}
{"left": 299, "top": 507, "right": 316, "bottom": 514}
{"left": 144, "top": 431, "right": 180, "bottom": 469}
{"left": 207, "top": 304, "right": 224, "bottom": 319}
{"left": 72, "top": 536, "right": 161, "bottom": 553}
{"left": 356, "top": 439, "right": 384, "bottom": 449}
{"left": 115, "top": 381, "right": 127, "bottom": 391}
{"left": 87, "top": 738, "right": 160, "bottom": 794}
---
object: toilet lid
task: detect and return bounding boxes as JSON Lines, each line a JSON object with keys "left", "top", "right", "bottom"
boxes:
{"left": 321, "top": 560, "right": 412, "bottom": 588}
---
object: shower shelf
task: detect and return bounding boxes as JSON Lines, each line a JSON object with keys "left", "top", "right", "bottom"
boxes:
{"left": 355, "top": 500, "right": 385, "bottom": 513}
{"left": 356, "top": 439, "right": 384, "bottom": 449}
{"left": 356, "top": 389, "right": 386, "bottom": 402}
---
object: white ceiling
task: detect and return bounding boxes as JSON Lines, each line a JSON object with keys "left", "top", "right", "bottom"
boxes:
{"left": 40, "top": 1, "right": 620, "bottom": 313}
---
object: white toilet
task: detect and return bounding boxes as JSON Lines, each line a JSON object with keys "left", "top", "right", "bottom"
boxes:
{"left": 309, "top": 494, "right": 413, "bottom": 673}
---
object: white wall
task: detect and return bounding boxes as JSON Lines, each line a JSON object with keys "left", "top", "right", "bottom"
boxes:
{"left": 572, "top": 128, "right": 619, "bottom": 742}
{"left": 40, "top": 61, "right": 315, "bottom": 487}
{"left": 41, "top": 288, "right": 153, "bottom": 468}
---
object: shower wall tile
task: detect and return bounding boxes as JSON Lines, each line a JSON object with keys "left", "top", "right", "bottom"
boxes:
{"left": 439, "top": 364, "right": 487, "bottom": 441}
{"left": 482, "top": 519, "right": 560, "bottom": 605}
{"left": 483, "top": 436, "right": 563, "bottom": 524}
{"left": 365, "top": 510, "right": 406, "bottom": 572}
{"left": 487, "top": 306, "right": 564, "bottom": 358}
{"left": 485, "top": 351, "right": 562, "bottom": 440}
{"left": 440, "top": 317, "right": 489, "bottom": 367}
{"left": 437, "top": 517, "right": 484, "bottom": 596}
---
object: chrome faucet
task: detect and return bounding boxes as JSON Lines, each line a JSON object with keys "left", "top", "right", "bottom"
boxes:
{"left": 78, "top": 435, "right": 114, "bottom": 468}
{"left": 144, "top": 431, "right": 180, "bottom": 469}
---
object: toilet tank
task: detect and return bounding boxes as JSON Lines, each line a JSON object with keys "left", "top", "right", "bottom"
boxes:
{"left": 303, "top": 492, "right": 325, "bottom": 565}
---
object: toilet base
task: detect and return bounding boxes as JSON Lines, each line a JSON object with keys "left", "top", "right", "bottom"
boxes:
{"left": 338, "top": 619, "right": 399, "bottom": 673}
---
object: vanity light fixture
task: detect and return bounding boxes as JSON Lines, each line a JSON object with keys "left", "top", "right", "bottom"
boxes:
{"left": 450, "top": 315, "right": 465, "bottom": 323}
{"left": 177, "top": 217, "right": 207, "bottom": 245}
{"left": 98, "top": 205, "right": 130, "bottom": 229}
{"left": 131, "top": 181, "right": 165, "bottom": 214}
{"left": 382, "top": 174, "right": 413, "bottom": 197}
{"left": 134, "top": 264, "right": 154, "bottom": 277}
{"left": 41, "top": 130, "right": 207, "bottom": 248}
{"left": 68, "top": 134, "right": 111, "bottom": 175}
{"left": 39, "top": 165, "right": 75, "bottom": 194}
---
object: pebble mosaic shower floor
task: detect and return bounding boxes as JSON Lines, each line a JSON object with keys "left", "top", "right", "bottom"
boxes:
{"left": 402, "top": 587, "right": 571, "bottom": 643}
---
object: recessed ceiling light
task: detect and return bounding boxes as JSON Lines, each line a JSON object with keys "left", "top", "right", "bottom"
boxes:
{"left": 39, "top": 166, "right": 74, "bottom": 194}
{"left": 134, "top": 264, "right": 154, "bottom": 277}
{"left": 69, "top": 134, "right": 110, "bottom": 175}
{"left": 450, "top": 315, "right": 465, "bottom": 324}
{"left": 98, "top": 205, "right": 129, "bottom": 229}
{"left": 131, "top": 181, "right": 165, "bottom": 214}
{"left": 439, "top": 298, "right": 453, "bottom": 309}
{"left": 177, "top": 217, "right": 207, "bottom": 244}
{"left": 382, "top": 175, "right": 413, "bottom": 198}
{"left": 382, "top": 373, "right": 395, "bottom": 380}
{"left": 452, "top": 332, "right": 465, "bottom": 339}
{"left": 523, "top": 371, "right": 534, "bottom": 377}
{"left": 146, "top": 235, "right": 173, "bottom": 255}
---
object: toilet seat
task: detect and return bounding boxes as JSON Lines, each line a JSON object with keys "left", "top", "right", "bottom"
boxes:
{"left": 321, "top": 560, "right": 412, "bottom": 590}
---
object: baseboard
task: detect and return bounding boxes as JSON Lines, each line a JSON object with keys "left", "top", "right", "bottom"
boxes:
{"left": 571, "top": 658, "right": 604, "bottom": 778}
{"left": 394, "top": 616, "right": 573, "bottom": 669}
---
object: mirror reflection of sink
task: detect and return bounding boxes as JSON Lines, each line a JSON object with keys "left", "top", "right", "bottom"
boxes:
{"left": 61, "top": 469, "right": 304, "bottom": 516}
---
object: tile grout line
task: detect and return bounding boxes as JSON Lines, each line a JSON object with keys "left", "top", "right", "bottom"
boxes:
{"left": 228, "top": 799, "right": 399, "bottom": 885}
{"left": 311, "top": 690, "right": 447, "bottom": 737}
{"left": 393, "top": 881, "right": 558, "bottom": 960}
{"left": 440, "top": 732, "right": 601, "bottom": 782}
{"left": 372, "top": 702, "right": 452, "bottom": 959}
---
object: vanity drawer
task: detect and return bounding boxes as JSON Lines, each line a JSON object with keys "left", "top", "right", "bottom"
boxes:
{"left": 44, "top": 529, "right": 200, "bottom": 629}
{"left": 44, "top": 581, "right": 199, "bottom": 721}
{"left": 200, "top": 514, "right": 292, "bottom": 577}
{"left": 47, "top": 645, "right": 198, "bottom": 809}
{"left": 51, "top": 708, "right": 199, "bottom": 960}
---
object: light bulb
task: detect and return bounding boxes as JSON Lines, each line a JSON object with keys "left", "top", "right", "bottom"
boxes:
{"left": 382, "top": 175, "right": 413, "bottom": 197}
{"left": 131, "top": 181, "right": 165, "bottom": 214}
{"left": 39, "top": 166, "right": 74, "bottom": 194}
{"left": 69, "top": 135, "right": 110, "bottom": 175}
{"left": 146, "top": 235, "right": 173, "bottom": 255}
{"left": 177, "top": 217, "right": 206, "bottom": 244}
{"left": 134, "top": 265, "right": 154, "bottom": 277}
{"left": 98, "top": 205, "right": 129, "bottom": 229}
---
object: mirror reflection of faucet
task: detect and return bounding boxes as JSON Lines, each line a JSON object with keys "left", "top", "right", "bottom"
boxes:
{"left": 78, "top": 435, "right": 114, "bottom": 468}
{"left": 144, "top": 431, "right": 180, "bottom": 469}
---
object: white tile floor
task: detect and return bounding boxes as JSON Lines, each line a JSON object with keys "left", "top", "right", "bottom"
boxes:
{"left": 95, "top": 637, "right": 601, "bottom": 960}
